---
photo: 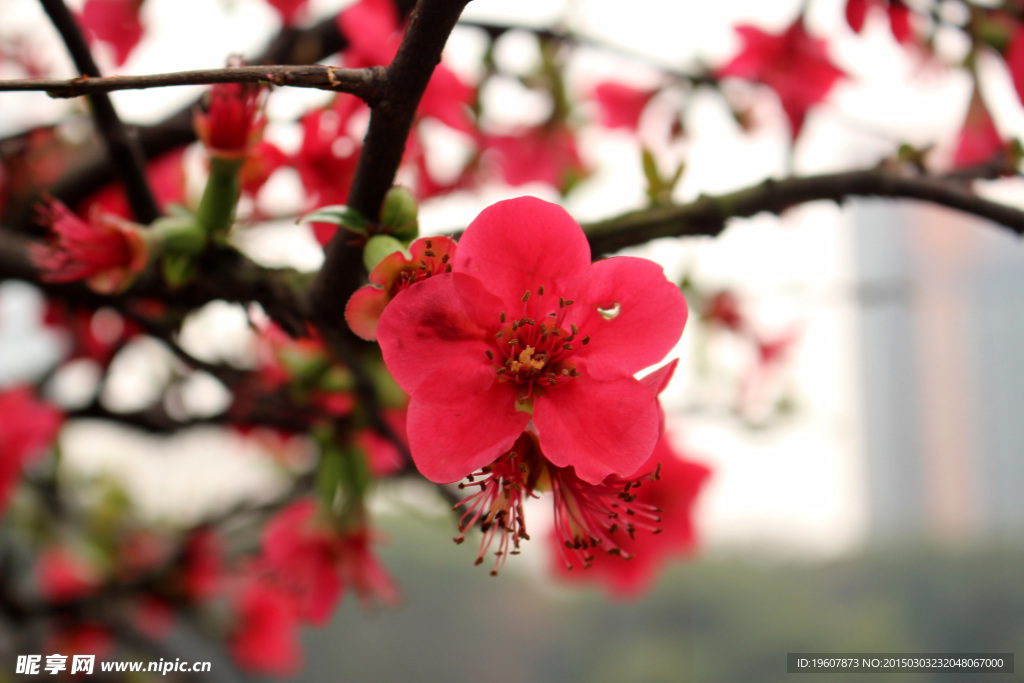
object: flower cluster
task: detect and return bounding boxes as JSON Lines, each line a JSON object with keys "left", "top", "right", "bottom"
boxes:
{"left": 30, "top": 199, "right": 149, "bottom": 294}
{"left": 230, "top": 499, "right": 396, "bottom": 675}
{"left": 374, "top": 197, "right": 699, "bottom": 575}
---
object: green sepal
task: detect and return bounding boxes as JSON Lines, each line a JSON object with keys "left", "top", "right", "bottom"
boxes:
{"left": 1009, "top": 138, "right": 1024, "bottom": 168}
{"left": 196, "top": 156, "right": 242, "bottom": 239}
{"left": 363, "top": 234, "right": 408, "bottom": 273}
{"left": 642, "top": 147, "right": 684, "bottom": 206}
{"left": 162, "top": 253, "right": 198, "bottom": 289}
{"left": 380, "top": 185, "right": 419, "bottom": 241}
{"left": 314, "top": 433, "right": 372, "bottom": 525}
{"left": 297, "top": 205, "right": 370, "bottom": 236}
{"left": 151, "top": 216, "right": 206, "bottom": 256}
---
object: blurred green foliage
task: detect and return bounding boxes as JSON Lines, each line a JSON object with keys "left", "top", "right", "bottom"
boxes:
{"left": 283, "top": 512, "right": 1023, "bottom": 683}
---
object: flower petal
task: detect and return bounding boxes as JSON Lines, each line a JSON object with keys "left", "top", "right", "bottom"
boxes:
{"left": 345, "top": 285, "right": 389, "bottom": 341}
{"left": 533, "top": 369, "right": 659, "bottom": 484}
{"left": 572, "top": 256, "right": 687, "bottom": 379}
{"left": 377, "top": 272, "right": 502, "bottom": 395}
{"left": 406, "top": 367, "right": 528, "bottom": 483}
{"left": 453, "top": 197, "right": 591, "bottom": 305}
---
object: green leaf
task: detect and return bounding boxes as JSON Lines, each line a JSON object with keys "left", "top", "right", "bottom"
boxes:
{"left": 297, "top": 205, "right": 370, "bottom": 235}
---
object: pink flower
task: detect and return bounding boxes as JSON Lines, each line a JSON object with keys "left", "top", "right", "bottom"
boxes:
{"left": 79, "top": 0, "right": 144, "bottom": 66}
{"left": 264, "top": 0, "right": 309, "bottom": 26}
{"left": 0, "top": 387, "right": 62, "bottom": 517}
{"left": 337, "top": 528, "right": 400, "bottom": 608}
{"left": 78, "top": 148, "right": 187, "bottom": 222}
{"left": 346, "top": 235, "right": 456, "bottom": 340}
{"left": 261, "top": 500, "right": 345, "bottom": 624}
{"left": 259, "top": 500, "right": 398, "bottom": 622}
{"left": 37, "top": 547, "right": 100, "bottom": 603}
{"left": 354, "top": 407, "right": 409, "bottom": 477}
{"left": 240, "top": 140, "right": 288, "bottom": 197}
{"left": 336, "top": 0, "right": 401, "bottom": 69}
{"left": 194, "top": 63, "right": 266, "bottom": 159}
{"left": 592, "top": 81, "right": 657, "bottom": 131}
{"left": 229, "top": 579, "right": 302, "bottom": 676}
{"left": 953, "top": 90, "right": 1004, "bottom": 169}
{"left": 336, "top": 0, "right": 475, "bottom": 130}
{"left": 31, "top": 199, "right": 148, "bottom": 294}
{"left": 718, "top": 16, "right": 846, "bottom": 139}
{"left": 846, "top": 0, "right": 915, "bottom": 44}
{"left": 180, "top": 529, "right": 222, "bottom": 601}
{"left": 377, "top": 197, "right": 688, "bottom": 485}
{"left": 845, "top": 0, "right": 869, "bottom": 33}
{"left": 702, "top": 290, "right": 746, "bottom": 334}
{"left": 550, "top": 436, "right": 711, "bottom": 598}
{"left": 293, "top": 102, "right": 364, "bottom": 244}
{"left": 45, "top": 622, "right": 114, "bottom": 662}
{"left": 483, "top": 126, "right": 588, "bottom": 191}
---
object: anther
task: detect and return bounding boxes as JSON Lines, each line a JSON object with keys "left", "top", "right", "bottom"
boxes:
{"left": 424, "top": 249, "right": 435, "bottom": 257}
{"left": 486, "top": 349, "right": 494, "bottom": 360}
{"left": 538, "top": 285, "right": 545, "bottom": 295}
{"left": 582, "top": 336, "right": 590, "bottom": 345}
{"left": 570, "top": 323, "right": 578, "bottom": 335}
{"left": 521, "top": 291, "right": 531, "bottom": 303}
{"left": 563, "top": 343, "right": 573, "bottom": 350}
{"left": 500, "top": 312, "right": 506, "bottom": 323}
{"left": 441, "top": 253, "right": 450, "bottom": 263}
{"left": 425, "top": 239, "right": 433, "bottom": 248}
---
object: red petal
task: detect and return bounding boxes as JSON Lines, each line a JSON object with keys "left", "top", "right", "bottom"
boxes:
{"left": 887, "top": 2, "right": 912, "bottom": 44}
{"left": 377, "top": 272, "right": 501, "bottom": 395}
{"left": 453, "top": 197, "right": 591, "bottom": 307}
{"left": 406, "top": 368, "right": 528, "bottom": 483}
{"left": 533, "top": 371, "right": 660, "bottom": 484}
{"left": 572, "top": 256, "right": 687, "bottom": 379}
{"left": 845, "top": 0, "right": 868, "bottom": 33}
{"left": 345, "top": 284, "right": 389, "bottom": 341}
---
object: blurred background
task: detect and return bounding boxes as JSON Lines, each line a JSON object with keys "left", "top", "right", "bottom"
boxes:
{"left": 2, "top": 0, "right": 1023, "bottom": 680}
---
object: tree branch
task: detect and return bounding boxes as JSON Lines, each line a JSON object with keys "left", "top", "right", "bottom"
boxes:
{"left": 0, "top": 64, "right": 386, "bottom": 100}
{"left": 38, "top": 0, "right": 160, "bottom": 224}
{"left": 583, "top": 169, "right": 1024, "bottom": 255}
{"left": 311, "top": 0, "right": 472, "bottom": 324}
{"left": 27, "top": 0, "right": 417, "bottom": 223}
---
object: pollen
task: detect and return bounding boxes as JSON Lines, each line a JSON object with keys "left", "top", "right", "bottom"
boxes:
{"left": 508, "top": 345, "right": 547, "bottom": 374}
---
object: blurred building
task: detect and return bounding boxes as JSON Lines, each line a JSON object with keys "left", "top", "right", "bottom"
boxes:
{"left": 854, "top": 200, "right": 1024, "bottom": 542}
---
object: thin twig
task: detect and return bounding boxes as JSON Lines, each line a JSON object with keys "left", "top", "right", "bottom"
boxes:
{"left": 38, "top": 0, "right": 160, "bottom": 224}
{"left": 583, "top": 169, "right": 1024, "bottom": 255}
{"left": 0, "top": 64, "right": 386, "bottom": 100}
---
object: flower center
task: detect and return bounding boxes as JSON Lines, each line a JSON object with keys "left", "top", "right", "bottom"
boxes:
{"left": 488, "top": 287, "right": 591, "bottom": 404}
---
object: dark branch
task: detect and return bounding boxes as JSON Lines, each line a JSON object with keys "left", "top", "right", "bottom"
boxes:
{"left": 312, "top": 0, "right": 472, "bottom": 324}
{"left": 38, "top": 0, "right": 160, "bottom": 224}
{"left": 583, "top": 169, "right": 1024, "bottom": 255}
{"left": 0, "top": 64, "right": 386, "bottom": 100}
